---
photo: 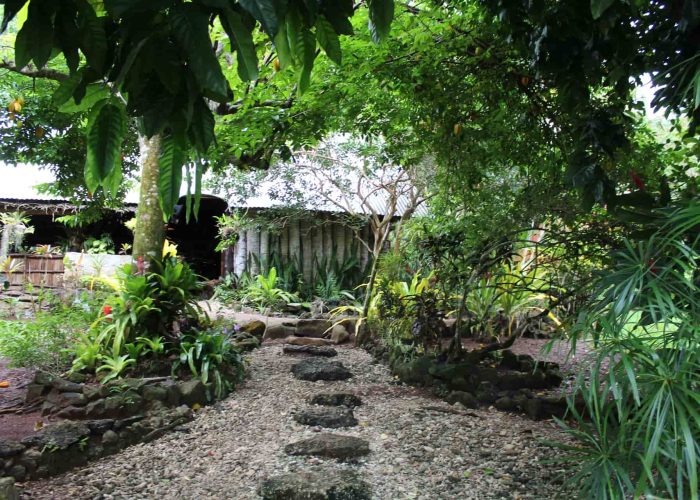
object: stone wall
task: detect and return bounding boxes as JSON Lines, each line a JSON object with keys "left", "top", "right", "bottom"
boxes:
{"left": 366, "top": 341, "right": 573, "bottom": 420}
{"left": 0, "top": 371, "right": 213, "bottom": 482}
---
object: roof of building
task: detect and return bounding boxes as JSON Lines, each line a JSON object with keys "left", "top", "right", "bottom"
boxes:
{"left": 1, "top": 161, "right": 429, "bottom": 218}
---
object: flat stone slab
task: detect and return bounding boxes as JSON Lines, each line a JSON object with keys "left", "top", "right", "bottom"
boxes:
{"left": 20, "top": 421, "right": 90, "bottom": 450}
{"left": 283, "top": 344, "right": 337, "bottom": 357}
{"left": 293, "top": 406, "right": 358, "bottom": 428}
{"left": 309, "top": 393, "right": 362, "bottom": 408}
{"left": 259, "top": 470, "right": 371, "bottom": 500}
{"left": 285, "top": 336, "right": 333, "bottom": 347}
{"left": 291, "top": 359, "right": 352, "bottom": 381}
{"left": 284, "top": 433, "right": 370, "bottom": 460}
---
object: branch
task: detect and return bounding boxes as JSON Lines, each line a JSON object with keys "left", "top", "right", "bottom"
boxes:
{"left": 0, "top": 59, "right": 68, "bottom": 81}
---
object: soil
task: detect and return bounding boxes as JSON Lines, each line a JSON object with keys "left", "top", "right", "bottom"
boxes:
{"left": 0, "top": 358, "right": 42, "bottom": 441}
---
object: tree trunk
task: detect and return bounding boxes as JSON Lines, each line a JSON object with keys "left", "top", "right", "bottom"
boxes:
{"left": 357, "top": 225, "right": 389, "bottom": 345}
{"left": 132, "top": 134, "right": 165, "bottom": 261}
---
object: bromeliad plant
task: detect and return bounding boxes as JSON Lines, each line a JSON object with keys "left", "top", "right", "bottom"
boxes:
{"left": 174, "top": 326, "right": 246, "bottom": 400}
{"left": 71, "top": 255, "right": 203, "bottom": 379}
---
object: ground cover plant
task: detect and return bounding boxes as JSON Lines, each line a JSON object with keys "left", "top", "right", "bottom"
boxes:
{"left": 0, "top": 290, "right": 102, "bottom": 372}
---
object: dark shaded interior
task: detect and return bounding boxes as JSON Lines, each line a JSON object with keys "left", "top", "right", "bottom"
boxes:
{"left": 168, "top": 195, "right": 227, "bottom": 279}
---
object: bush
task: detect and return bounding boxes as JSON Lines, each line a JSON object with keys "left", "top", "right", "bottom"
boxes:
{"left": 0, "top": 292, "right": 102, "bottom": 371}
{"left": 173, "top": 324, "right": 246, "bottom": 400}
{"left": 554, "top": 200, "right": 700, "bottom": 499}
{"left": 69, "top": 256, "right": 203, "bottom": 377}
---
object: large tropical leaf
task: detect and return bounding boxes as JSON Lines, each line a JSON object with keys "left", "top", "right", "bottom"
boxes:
{"left": 54, "top": 2, "right": 82, "bottom": 73}
{"left": 76, "top": 0, "right": 108, "bottom": 74}
{"left": 158, "top": 134, "right": 186, "bottom": 220}
{"left": 297, "top": 29, "right": 316, "bottom": 95}
{"left": 0, "top": 0, "right": 28, "bottom": 32}
{"left": 170, "top": 4, "right": 229, "bottom": 101}
{"left": 14, "top": 0, "right": 54, "bottom": 69}
{"left": 367, "top": 0, "right": 394, "bottom": 43}
{"left": 239, "top": 0, "right": 278, "bottom": 37}
{"left": 221, "top": 9, "right": 259, "bottom": 81}
{"left": 187, "top": 98, "right": 216, "bottom": 153}
{"left": 321, "top": 0, "right": 353, "bottom": 35}
{"left": 315, "top": 15, "right": 341, "bottom": 65}
{"left": 273, "top": 19, "right": 292, "bottom": 69}
{"left": 84, "top": 100, "right": 127, "bottom": 195}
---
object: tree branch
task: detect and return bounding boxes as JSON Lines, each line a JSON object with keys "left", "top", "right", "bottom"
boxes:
{"left": 0, "top": 59, "right": 68, "bottom": 81}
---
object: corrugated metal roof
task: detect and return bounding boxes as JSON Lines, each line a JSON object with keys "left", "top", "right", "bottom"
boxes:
{"left": 222, "top": 164, "right": 430, "bottom": 218}
{"left": 1, "top": 162, "right": 429, "bottom": 218}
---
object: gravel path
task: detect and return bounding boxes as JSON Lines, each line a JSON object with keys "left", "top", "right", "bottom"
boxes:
{"left": 21, "top": 345, "right": 572, "bottom": 500}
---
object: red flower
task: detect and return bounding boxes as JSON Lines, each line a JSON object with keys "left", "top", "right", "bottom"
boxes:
{"left": 102, "top": 305, "right": 113, "bottom": 316}
{"left": 136, "top": 256, "right": 145, "bottom": 275}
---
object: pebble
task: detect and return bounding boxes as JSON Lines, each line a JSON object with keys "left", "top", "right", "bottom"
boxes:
{"left": 21, "top": 344, "right": 573, "bottom": 499}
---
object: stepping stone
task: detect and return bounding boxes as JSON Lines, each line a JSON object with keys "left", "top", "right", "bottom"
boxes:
{"left": 309, "top": 392, "right": 362, "bottom": 408}
{"left": 293, "top": 406, "right": 358, "bottom": 428}
{"left": 291, "top": 359, "right": 352, "bottom": 381}
{"left": 285, "top": 336, "right": 332, "bottom": 347}
{"left": 259, "top": 470, "right": 371, "bottom": 500}
{"left": 283, "top": 344, "right": 337, "bottom": 357}
{"left": 284, "top": 433, "right": 370, "bottom": 460}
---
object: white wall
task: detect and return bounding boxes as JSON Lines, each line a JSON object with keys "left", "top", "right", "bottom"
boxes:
{"left": 64, "top": 252, "right": 132, "bottom": 282}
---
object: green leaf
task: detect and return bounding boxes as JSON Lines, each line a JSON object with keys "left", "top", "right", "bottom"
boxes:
{"left": 298, "top": 29, "right": 316, "bottom": 95}
{"left": 1, "top": 0, "right": 28, "bottom": 32}
{"left": 170, "top": 4, "right": 229, "bottom": 101}
{"left": 158, "top": 134, "right": 186, "bottom": 220}
{"left": 367, "top": 0, "right": 393, "bottom": 43}
{"left": 590, "top": 0, "right": 616, "bottom": 19}
{"left": 222, "top": 9, "right": 259, "bottom": 81}
{"left": 188, "top": 98, "right": 215, "bottom": 153}
{"left": 273, "top": 21, "right": 292, "bottom": 69}
{"left": 59, "top": 83, "right": 111, "bottom": 113}
{"left": 315, "top": 15, "right": 341, "bottom": 65}
{"left": 84, "top": 100, "right": 127, "bottom": 194}
{"left": 194, "top": 156, "right": 204, "bottom": 220}
{"left": 76, "top": 0, "right": 108, "bottom": 74}
{"left": 285, "top": 7, "right": 305, "bottom": 66}
{"left": 104, "top": 0, "right": 174, "bottom": 17}
{"left": 239, "top": 0, "right": 278, "bottom": 37}
{"left": 321, "top": 0, "right": 354, "bottom": 35}
{"left": 55, "top": 3, "right": 82, "bottom": 73}
{"left": 52, "top": 70, "right": 84, "bottom": 107}
{"left": 14, "top": 1, "right": 54, "bottom": 69}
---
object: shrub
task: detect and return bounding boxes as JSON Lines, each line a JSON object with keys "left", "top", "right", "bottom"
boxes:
{"left": 0, "top": 292, "right": 102, "bottom": 371}
{"left": 554, "top": 200, "right": 700, "bottom": 499}
{"left": 173, "top": 325, "right": 246, "bottom": 400}
{"left": 238, "top": 267, "right": 298, "bottom": 312}
{"left": 68, "top": 256, "right": 203, "bottom": 379}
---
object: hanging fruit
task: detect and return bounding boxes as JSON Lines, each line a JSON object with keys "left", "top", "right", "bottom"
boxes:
{"left": 453, "top": 123, "right": 463, "bottom": 136}
{"left": 7, "top": 99, "right": 22, "bottom": 113}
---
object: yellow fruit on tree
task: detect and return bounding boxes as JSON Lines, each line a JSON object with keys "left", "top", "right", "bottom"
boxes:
{"left": 453, "top": 123, "right": 463, "bottom": 136}
{"left": 8, "top": 100, "right": 21, "bottom": 113}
